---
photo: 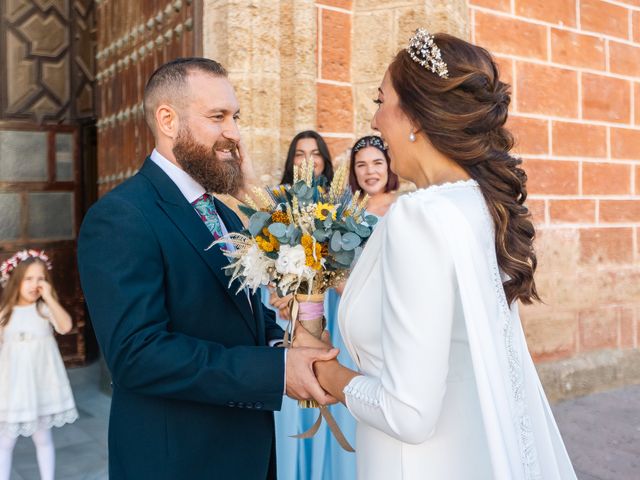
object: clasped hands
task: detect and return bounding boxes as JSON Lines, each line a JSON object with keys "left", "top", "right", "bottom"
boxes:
{"left": 285, "top": 323, "right": 340, "bottom": 406}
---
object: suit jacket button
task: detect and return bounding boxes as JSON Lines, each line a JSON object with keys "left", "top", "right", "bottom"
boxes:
{"left": 255, "top": 402, "right": 263, "bottom": 409}
{"left": 227, "top": 401, "right": 236, "bottom": 407}
{"left": 237, "top": 402, "right": 245, "bottom": 408}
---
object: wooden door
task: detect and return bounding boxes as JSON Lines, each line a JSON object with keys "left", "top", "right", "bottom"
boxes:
{"left": 94, "top": 0, "right": 201, "bottom": 196}
{"left": 0, "top": 0, "right": 97, "bottom": 365}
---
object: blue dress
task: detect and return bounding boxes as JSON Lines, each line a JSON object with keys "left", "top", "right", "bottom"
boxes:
{"left": 261, "top": 288, "right": 357, "bottom": 480}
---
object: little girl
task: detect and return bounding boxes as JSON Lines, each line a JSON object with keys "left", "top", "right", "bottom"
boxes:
{"left": 0, "top": 250, "right": 78, "bottom": 480}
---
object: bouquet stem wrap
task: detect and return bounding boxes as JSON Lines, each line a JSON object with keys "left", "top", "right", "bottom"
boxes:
{"left": 283, "top": 293, "right": 355, "bottom": 452}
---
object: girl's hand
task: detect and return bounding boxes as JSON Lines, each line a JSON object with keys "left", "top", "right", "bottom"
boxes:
{"left": 37, "top": 280, "right": 53, "bottom": 301}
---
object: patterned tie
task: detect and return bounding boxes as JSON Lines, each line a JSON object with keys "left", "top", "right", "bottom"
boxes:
{"left": 192, "top": 193, "right": 224, "bottom": 240}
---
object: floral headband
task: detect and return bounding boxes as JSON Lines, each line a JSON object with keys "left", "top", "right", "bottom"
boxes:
{"left": 0, "top": 249, "right": 52, "bottom": 287}
{"left": 353, "top": 136, "right": 387, "bottom": 155}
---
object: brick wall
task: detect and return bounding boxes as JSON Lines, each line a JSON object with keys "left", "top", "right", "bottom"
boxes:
{"left": 470, "top": 0, "right": 640, "bottom": 365}
{"left": 314, "top": 0, "right": 640, "bottom": 373}
{"left": 316, "top": 0, "right": 355, "bottom": 161}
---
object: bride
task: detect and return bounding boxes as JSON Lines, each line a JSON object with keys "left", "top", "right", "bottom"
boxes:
{"left": 294, "top": 30, "right": 577, "bottom": 479}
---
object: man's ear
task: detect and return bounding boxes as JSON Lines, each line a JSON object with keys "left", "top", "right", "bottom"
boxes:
{"left": 155, "top": 104, "right": 180, "bottom": 139}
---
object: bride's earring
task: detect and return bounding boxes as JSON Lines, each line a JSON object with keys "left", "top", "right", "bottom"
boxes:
{"left": 409, "top": 131, "right": 416, "bottom": 142}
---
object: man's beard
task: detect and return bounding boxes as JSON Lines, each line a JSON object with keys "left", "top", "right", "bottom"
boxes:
{"left": 172, "top": 126, "right": 243, "bottom": 194}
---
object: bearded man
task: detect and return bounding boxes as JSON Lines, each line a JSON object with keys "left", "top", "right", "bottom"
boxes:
{"left": 77, "top": 58, "right": 337, "bottom": 480}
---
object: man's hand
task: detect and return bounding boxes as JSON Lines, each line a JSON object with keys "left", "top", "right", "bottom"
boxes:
{"left": 236, "top": 138, "right": 259, "bottom": 186}
{"left": 286, "top": 346, "right": 339, "bottom": 405}
{"left": 230, "top": 139, "right": 260, "bottom": 204}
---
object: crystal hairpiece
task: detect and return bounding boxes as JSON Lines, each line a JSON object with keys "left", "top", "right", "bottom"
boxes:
{"left": 407, "top": 28, "right": 449, "bottom": 78}
{"left": 0, "top": 249, "right": 52, "bottom": 287}
{"left": 353, "top": 136, "right": 386, "bottom": 154}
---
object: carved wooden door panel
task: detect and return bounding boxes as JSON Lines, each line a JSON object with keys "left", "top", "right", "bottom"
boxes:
{"left": 0, "top": 0, "right": 97, "bottom": 365}
{"left": 94, "top": 0, "right": 201, "bottom": 196}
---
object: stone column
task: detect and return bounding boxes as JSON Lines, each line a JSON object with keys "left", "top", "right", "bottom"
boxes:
{"left": 202, "top": 0, "right": 317, "bottom": 184}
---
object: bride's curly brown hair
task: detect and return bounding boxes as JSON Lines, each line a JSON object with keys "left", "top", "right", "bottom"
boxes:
{"left": 389, "top": 33, "right": 540, "bottom": 305}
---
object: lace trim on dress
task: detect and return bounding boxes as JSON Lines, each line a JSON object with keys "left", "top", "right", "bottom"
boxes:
{"left": 343, "top": 384, "right": 380, "bottom": 407}
{"left": 0, "top": 407, "right": 78, "bottom": 438}
{"left": 472, "top": 187, "right": 542, "bottom": 480}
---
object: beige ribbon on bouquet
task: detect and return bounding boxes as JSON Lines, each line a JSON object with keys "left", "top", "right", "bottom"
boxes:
{"left": 282, "top": 294, "right": 355, "bottom": 453}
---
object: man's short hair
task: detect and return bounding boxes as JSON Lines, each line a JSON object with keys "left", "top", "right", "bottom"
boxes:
{"left": 143, "top": 57, "right": 227, "bottom": 134}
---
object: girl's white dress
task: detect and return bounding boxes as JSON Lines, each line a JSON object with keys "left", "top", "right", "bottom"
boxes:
{"left": 339, "top": 180, "right": 577, "bottom": 479}
{"left": 0, "top": 303, "right": 78, "bottom": 437}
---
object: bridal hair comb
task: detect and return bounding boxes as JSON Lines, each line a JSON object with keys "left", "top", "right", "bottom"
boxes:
{"left": 407, "top": 28, "right": 449, "bottom": 78}
{"left": 0, "top": 249, "right": 52, "bottom": 287}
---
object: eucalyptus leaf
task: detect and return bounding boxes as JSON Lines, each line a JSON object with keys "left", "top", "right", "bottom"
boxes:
{"left": 248, "top": 211, "right": 271, "bottom": 236}
{"left": 292, "top": 180, "right": 307, "bottom": 194}
{"left": 238, "top": 204, "right": 257, "bottom": 219}
{"left": 323, "top": 216, "right": 333, "bottom": 228}
{"left": 268, "top": 222, "right": 287, "bottom": 238}
{"left": 293, "top": 181, "right": 314, "bottom": 202}
{"left": 354, "top": 223, "right": 371, "bottom": 238}
{"left": 313, "top": 229, "right": 329, "bottom": 242}
{"left": 289, "top": 228, "right": 302, "bottom": 245}
{"left": 345, "top": 216, "right": 358, "bottom": 232}
{"left": 365, "top": 215, "right": 378, "bottom": 226}
{"left": 341, "top": 232, "right": 361, "bottom": 251}
{"left": 333, "top": 248, "right": 355, "bottom": 266}
{"left": 330, "top": 231, "right": 342, "bottom": 252}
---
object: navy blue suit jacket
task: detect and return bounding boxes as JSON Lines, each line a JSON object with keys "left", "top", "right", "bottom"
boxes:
{"left": 78, "top": 158, "right": 285, "bottom": 479}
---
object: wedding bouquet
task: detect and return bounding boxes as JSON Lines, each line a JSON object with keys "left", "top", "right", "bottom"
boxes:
{"left": 211, "top": 158, "right": 377, "bottom": 343}
{"left": 209, "top": 159, "right": 376, "bottom": 452}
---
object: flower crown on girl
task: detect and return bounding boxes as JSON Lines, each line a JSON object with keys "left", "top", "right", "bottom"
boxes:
{"left": 0, "top": 250, "right": 52, "bottom": 287}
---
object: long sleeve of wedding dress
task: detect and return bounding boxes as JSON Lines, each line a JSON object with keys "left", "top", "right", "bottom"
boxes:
{"left": 344, "top": 196, "right": 456, "bottom": 444}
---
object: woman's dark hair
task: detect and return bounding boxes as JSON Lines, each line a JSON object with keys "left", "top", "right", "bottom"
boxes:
{"left": 348, "top": 135, "right": 399, "bottom": 194}
{"left": 388, "top": 33, "right": 539, "bottom": 305}
{"left": 281, "top": 131, "right": 334, "bottom": 184}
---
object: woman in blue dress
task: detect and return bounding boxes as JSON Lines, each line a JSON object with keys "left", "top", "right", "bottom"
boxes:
{"left": 264, "top": 133, "right": 398, "bottom": 479}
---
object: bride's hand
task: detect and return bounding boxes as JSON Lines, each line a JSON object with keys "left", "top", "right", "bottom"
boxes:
{"left": 293, "top": 325, "right": 334, "bottom": 350}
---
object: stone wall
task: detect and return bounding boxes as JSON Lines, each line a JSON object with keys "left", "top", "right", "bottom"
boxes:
{"left": 203, "top": 0, "right": 317, "bottom": 184}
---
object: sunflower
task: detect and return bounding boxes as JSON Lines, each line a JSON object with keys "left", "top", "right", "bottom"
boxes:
{"left": 315, "top": 202, "right": 337, "bottom": 221}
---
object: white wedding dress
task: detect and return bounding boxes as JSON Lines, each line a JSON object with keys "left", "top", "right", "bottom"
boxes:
{"left": 339, "top": 180, "right": 577, "bottom": 479}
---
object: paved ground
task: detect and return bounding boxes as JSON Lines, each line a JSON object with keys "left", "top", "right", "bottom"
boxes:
{"left": 9, "top": 363, "right": 109, "bottom": 480}
{"left": 9, "top": 361, "right": 640, "bottom": 479}
{"left": 553, "top": 384, "right": 640, "bottom": 480}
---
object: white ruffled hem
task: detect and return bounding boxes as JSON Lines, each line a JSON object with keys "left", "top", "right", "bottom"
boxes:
{"left": 0, "top": 408, "right": 79, "bottom": 438}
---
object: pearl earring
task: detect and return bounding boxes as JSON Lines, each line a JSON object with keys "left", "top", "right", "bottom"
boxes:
{"left": 409, "top": 132, "right": 416, "bottom": 142}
